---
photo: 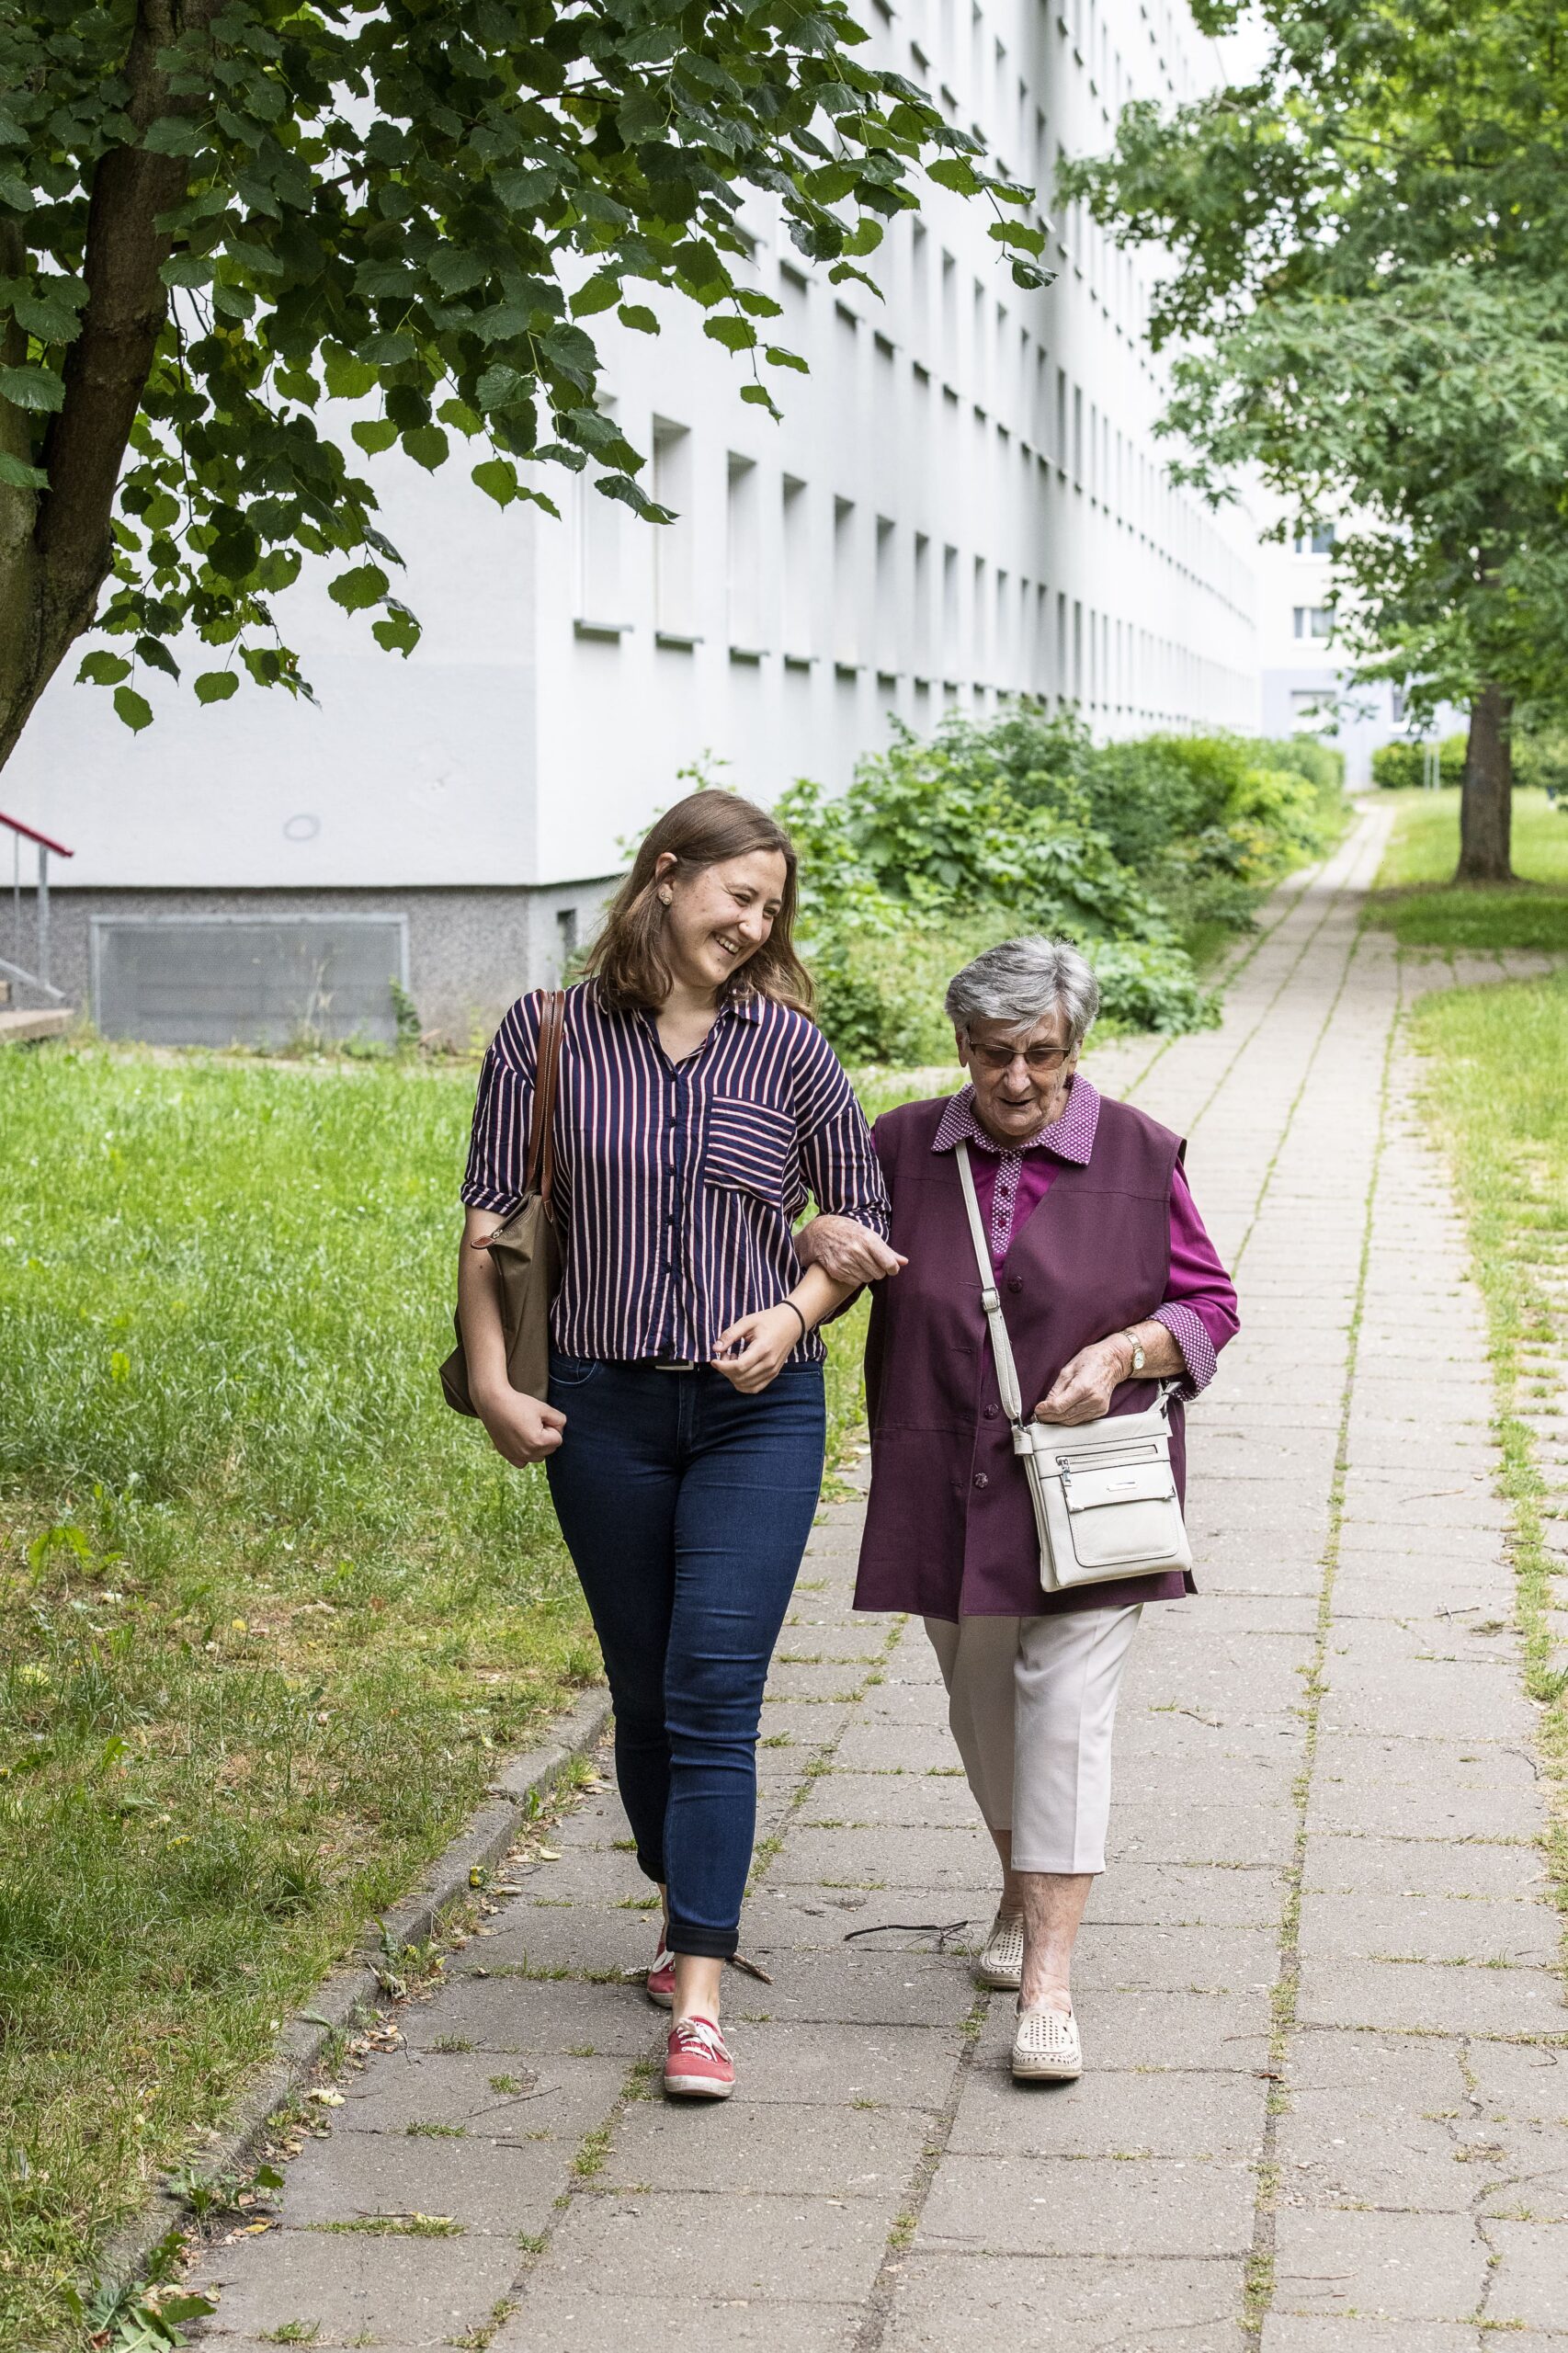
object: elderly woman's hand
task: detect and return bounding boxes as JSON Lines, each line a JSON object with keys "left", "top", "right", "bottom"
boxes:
{"left": 795, "top": 1213, "right": 907, "bottom": 1286}
{"left": 1033, "top": 1338, "right": 1131, "bottom": 1426}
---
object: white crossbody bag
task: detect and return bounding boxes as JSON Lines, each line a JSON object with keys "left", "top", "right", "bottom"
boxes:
{"left": 956, "top": 1140, "right": 1192, "bottom": 1592}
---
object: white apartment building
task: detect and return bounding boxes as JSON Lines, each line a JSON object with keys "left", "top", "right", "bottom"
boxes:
{"left": 4, "top": 0, "right": 1261, "bottom": 1045}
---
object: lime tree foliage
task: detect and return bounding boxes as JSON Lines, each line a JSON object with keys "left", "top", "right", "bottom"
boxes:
{"left": 778, "top": 709, "right": 1345, "bottom": 1061}
{"left": 0, "top": 2, "right": 1046, "bottom": 771}
{"left": 1059, "top": 0, "right": 1568, "bottom": 884}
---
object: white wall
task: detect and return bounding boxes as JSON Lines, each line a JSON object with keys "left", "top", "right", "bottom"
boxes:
{"left": 4, "top": 0, "right": 1261, "bottom": 894}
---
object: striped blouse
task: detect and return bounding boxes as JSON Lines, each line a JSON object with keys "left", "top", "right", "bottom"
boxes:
{"left": 460, "top": 982, "right": 891, "bottom": 1364}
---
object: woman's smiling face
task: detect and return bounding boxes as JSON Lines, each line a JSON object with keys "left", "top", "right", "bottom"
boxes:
{"left": 658, "top": 847, "right": 789, "bottom": 997}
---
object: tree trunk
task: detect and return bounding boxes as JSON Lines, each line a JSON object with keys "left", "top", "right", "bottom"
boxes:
{"left": 1456, "top": 684, "right": 1514, "bottom": 884}
{"left": 0, "top": 1, "right": 216, "bottom": 778}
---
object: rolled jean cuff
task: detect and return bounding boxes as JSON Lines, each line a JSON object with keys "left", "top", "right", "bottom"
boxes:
{"left": 665, "top": 1922, "right": 740, "bottom": 1961}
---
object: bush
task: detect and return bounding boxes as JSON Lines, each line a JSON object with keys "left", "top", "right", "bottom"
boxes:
{"left": 1513, "top": 728, "right": 1568, "bottom": 795}
{"left": 1371, "top": 733, "right": 1466, "bottom": 790}
{"left": 778, "top": 709, "right": 1348, "bottom": 1056}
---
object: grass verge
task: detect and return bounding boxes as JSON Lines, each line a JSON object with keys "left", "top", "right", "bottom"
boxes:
{"left": 0, "top": 1047, "right": 603, "bottom": 2347}
{"left": 1368, "top": 786, "right": 1568, "bottom": 952}
{"left": 1408, "top": 972, "right": 1568, "bottom": 1981}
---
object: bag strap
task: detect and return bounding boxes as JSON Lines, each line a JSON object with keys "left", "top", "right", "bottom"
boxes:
{"left": 955, "top": 1141, "right": 1028, "bottom": 1434}
{"left": 524, "top": 989, "right": 568, "bottom": 1219}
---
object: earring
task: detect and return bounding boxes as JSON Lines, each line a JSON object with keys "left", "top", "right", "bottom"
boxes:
{"left": 658, "top": 888, "right": 673, "bottom": 906}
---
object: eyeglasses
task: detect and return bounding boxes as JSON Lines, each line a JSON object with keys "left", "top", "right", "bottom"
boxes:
{"left": 966, "top": 1041, "right": 1072, "bottom": 1074}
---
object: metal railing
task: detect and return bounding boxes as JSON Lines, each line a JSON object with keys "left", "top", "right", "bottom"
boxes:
{"left": 2, "top": 809, "right": 74, "bottom": 1003}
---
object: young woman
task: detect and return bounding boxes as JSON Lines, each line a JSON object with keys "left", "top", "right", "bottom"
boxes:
{"left": 457, "top": 790, "right": 889, "bottom": 2100}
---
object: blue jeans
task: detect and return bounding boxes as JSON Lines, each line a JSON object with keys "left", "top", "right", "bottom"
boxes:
{"left": 545, "top": 1355, "right": 826, "bottom": 1959}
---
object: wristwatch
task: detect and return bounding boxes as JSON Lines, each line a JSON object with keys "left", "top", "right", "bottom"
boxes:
{"left": 1119, "top": 1327, "right": 1146, "bottom": 1373}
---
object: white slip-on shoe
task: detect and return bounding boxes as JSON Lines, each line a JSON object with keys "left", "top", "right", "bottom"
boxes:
{"left": 1012, "top": 2002, "right": 1083, "bottom": 2081}
{"left": 974, "top": 1911, "right": 1025, "bottom": 1990}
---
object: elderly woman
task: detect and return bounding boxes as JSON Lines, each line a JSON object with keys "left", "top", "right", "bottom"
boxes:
{"left": 801, "top": 938, "right": 1237, "bottom": 2084}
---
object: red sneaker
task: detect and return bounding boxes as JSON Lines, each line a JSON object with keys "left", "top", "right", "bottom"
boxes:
{"left": 664, "top": 2014, "right": 734, "bottom": 2100}
{"left": 645, "top": 1942, "right": 676, "bottom": 2009}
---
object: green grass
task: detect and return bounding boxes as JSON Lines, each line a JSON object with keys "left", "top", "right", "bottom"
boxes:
{"left": 0, "top": 1048, "right": 604, "bottom": 2348}
{"left": 1409, "top": 973, "right": 1568, "bottom": 1985}
{"left": 1369, "top": 787, "right": 1568, "bottom": 950}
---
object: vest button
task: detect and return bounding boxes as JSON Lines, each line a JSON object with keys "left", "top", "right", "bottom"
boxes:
{"left": 972, "top": 1472, "right": 989, "bottom": 1490}
{"left": 983, "top": 1404, "right": 999, "bottom": 1419}
{"left": 1006, "top": 1276, "right": 1024, "bottom": 1293}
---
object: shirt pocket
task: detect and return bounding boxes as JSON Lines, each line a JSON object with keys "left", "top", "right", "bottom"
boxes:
{"left": 704, "top": 1095, "right": 799, "bottom": 1208}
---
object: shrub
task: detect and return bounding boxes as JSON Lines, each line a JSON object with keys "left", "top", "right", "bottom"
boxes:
{"left": 778, "top": 707, "right": 1346, "bottom": 1059}
{"left": 1371, "top": 733, "right": 1466, "bottom": 790}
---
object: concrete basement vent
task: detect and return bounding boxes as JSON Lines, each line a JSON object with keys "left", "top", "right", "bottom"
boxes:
{"left": 91, "top": 915, "right": 409, "bottom": 1046}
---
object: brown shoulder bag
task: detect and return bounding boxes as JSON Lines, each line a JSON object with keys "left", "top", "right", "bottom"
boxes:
{"left": 439, "top": 988, "right": 568, "bottom": 1415}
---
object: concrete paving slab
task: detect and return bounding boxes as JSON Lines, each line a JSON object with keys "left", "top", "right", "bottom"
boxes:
{"left": 265, "top": 2130, "right": 564, "bottom": 2233}
{"left": 1302, "top": 1833, "right": 1550, "bottom": 1904}
{"left": 947, "top": 2061, "right": 1266, "bottom": 2160}
{"left": 488, "top": 2292, "right": 865, "bottom": 2353}
{"left": 1087, "top": 1860, "right": 1288, "bottom": 1927}
{"left": 712, "top": 2019, "right": 956, "bottom": 2108}
{"left": 398, "top": 1975, "right": 659, "bottom": 2056}
{"left": 881, "top": 2255, "right": 1251, "bottom": 2353}
{"left": 1487, "top": 2221, "right": 1568, "bottom": 2329}
{"left": 335, "top": 2047, "right": 626, "bottom": 2142}
{"left": 1271, "top": 2207, "right": 1491, "bottom": 2322}
{"left": 917, "top": 2150, "right": 1256, "bottom": 2256}
{"left": 540, "top": 2187, "right": 896, "bottom": 2303}
{"left": 599, "top": 2095, "right": 930, "bottom": 2196}
{"left": 192, "top": 2227, "right": 524, "bottom": 2346}
{"left": 797, "top": 1769, "right": 983, "bottom": 1829}
{"left": 769, "top": 1824, "right": 995, "bottom": 1891}
{"left": 1297, "top": 1888, "right": 1561, "bottom": 1967}
{"left": 1296, "top": 1957, "right": 1565, "bottom": 2038}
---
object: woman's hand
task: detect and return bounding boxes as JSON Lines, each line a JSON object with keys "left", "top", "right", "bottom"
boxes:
{"left": 474, "top": 1382, "right": 567, "bottom": 1465}
{"left": 794, "top": 1213, "right": 907, "bottom": 1286}
{"left": 1034, "top": 1337, "right": 1131, "bottom": 1426}
{"left": 711, "top": 1305, "right": 805, "bottom": 1393}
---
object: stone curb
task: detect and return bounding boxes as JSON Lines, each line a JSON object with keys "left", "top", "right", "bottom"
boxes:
{"left": 92, "top": 1684, "right": 613, "bottom": 2305}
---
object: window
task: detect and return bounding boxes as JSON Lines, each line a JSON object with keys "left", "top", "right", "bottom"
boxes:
{"left": 914, "top": 531, "right": 932, "bottom": 676}
{"left": 726, "top": 453, "right": 761, "bottom": 650}
{"left": 781, "top": 475, "right": 810, "bottom": 656}
{"left": 972, "top": 555, "right": 987, "bottom": 678}
{"left": 1290, "top": 688, "right": 1333, "bottom": 722}
{"left": 652, "top": 418, "right": 696, "bottom": 638}
{"left": 875, "top": 516, "right": 897, "bottom": 672}
{"left": 942, "top": 544, "right": 959, "bottom": 673}
{"left": 1292, "top": 606, "right": 1333, "bottom": 640}
{"left": 834, "top": 495, "right": 858, "bottom": 665}
{"left": 1293, "top": 524, "right": 1335, "bottom": 555}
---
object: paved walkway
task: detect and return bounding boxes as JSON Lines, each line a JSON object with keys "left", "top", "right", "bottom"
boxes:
{"left": 190, "top": 803, "right": 1568, "bottom": 2353}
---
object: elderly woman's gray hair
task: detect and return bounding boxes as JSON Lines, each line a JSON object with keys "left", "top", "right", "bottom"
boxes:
{"left": 944, "top": 937, "right": 1100, "bottom": 1050}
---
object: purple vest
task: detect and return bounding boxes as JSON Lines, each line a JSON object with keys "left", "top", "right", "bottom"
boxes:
{"left": 854, "top": 1092, "right": 1193, "bottom": 1620}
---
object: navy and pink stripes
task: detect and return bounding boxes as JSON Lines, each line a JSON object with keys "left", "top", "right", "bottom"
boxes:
{"left": 461, "top": 983, "right": 891, "bottom": 1364}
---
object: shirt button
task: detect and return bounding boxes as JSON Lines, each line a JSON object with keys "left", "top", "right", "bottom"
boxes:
{"left": 983, "top": 1404, "right": 999, "bottom": 1420}
{"left": 1006, "top": 1276, "right": 1024, "bottom": 1293}
{"left": 972, "top": 1472, "right": 989, "bottom": 1490}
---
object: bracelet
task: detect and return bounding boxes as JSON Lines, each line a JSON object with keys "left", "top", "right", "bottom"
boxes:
{"left": 779, "top": 1299, "right": 809, "bottom": 1345}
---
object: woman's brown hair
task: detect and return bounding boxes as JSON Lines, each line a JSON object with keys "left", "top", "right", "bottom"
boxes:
{"left": 584, "top": 790, "right": 813, "bottom": 1015}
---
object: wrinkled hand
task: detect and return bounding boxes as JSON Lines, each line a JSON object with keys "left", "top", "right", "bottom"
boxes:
{"left": 475, "top": 1384, "right": 567, "bottom": 1465}
{"left": 795, "top": 1213, "right": 907, "bottom": 1285}
{"left": 711, "top": 1305, "right": 804, "bottom": 1393}
{"left": 1034, "top": 1337, "right": 1131, "bottom": 1427}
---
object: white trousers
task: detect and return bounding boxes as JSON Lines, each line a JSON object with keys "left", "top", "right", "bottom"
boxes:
{"left": 923, "top": 1605, "right": 1142, "bottom": 1875}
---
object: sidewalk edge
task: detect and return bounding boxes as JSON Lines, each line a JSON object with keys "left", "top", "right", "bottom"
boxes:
{"left": 91, "top": 1684, "right": 612, "bottom": 2305}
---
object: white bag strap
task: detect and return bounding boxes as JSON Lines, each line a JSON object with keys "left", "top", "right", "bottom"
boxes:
{"left": 955, "top": 1141, "right": 1028, "bottom": 1434}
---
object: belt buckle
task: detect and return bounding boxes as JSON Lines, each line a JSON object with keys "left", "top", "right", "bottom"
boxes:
{"left": 653, "top": 1358, "right": 699, "bottom": 1372}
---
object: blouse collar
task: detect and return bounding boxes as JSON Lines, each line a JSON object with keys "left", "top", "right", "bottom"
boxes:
{"left": 931, "top": 1073, "right": 1100, "bottom": 1165}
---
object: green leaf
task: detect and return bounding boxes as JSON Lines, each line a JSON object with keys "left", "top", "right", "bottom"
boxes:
{"left": 12, "top": 284, "right": 85, "bottom": 342}
{"left": 194, "top": 669, "right": 239, "bottom": 704}
{"left": 142, "top": 117, "right": 208, "bottom": 158}
{"left": 0, "top": 363, "right": 64, "bottom": 412}
{"left": 403, "top": 423, "right": 449, "bottom": 472}
{"left": 113, "top": 686, "right": 153, "bottom": 733}
{"left": 494, "top": 165, "right": 557, "bottom": 212}
{"left": 765, "top": 345, "right": 810, "bottom": 374}
{"left": 134, "top": 636, "right": 180, "bottom": 681}
{"left": 740, "top": 382, "right": 780, "bottom": 412}
{"left": 77, "top": 652, "right": 131, "bottom": 688}
{"left": 0, "top": 449, "right": 47, "bottom": 490}
{"left": 618, "top": 303, "right": 660, "bottom": 335}
{"left": 704, "top": 314, "right": 757, "bottom": 353}
{"left": 571, "top": 271, "right": 623, "bottom": 318}
{"left": 471, "top": 457, "right": 517, "bottom": 506}
{"left": 324, "top": 347, "right": 379, "bottom": 400}
{"left": 437, "top": 398, "right": 483, "bottom": 437}
{"left": 927, "top": 158, "right": 980, "bottom": 194}
{"left": 352, "top": 417, "right": 399, "bottom": 454}
{"left": 371, "top": 601, "right": 422, "bottom": 654}
{"left": 159, "top": 253, "right": 214, "bottom": 289}
{"left": 329, "top": 563, "right": 390, "bottom": 612}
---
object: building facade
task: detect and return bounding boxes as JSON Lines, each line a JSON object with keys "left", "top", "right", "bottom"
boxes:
{"left": 4, "top": 0, "right": 1261, "bottom": 1045}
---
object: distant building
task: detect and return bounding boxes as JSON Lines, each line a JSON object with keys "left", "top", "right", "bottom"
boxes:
{"left": 1256, "top": 524, "right": 1463, "bottom": 789}
{"left": 5, "top": 0, "right": 1261, "bottom": 1046}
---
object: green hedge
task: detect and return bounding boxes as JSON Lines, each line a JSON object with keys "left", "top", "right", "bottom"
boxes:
{"left": 781, "top": 708, "right": 1346, "bottom": 1060}
{"left": 1371, "top": 734, "right": 1467, "bottom": 790}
